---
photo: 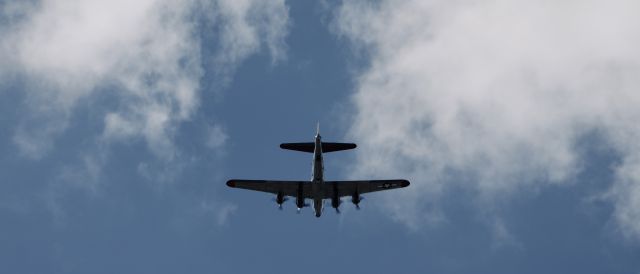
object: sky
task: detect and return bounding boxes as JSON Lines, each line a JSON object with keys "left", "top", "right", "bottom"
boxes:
{"left": 1, "top": 0, "right": 640, "bottom": 273}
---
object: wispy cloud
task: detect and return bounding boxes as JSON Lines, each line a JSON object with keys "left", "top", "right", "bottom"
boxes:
{"left": 1, "top": 0, "right": 290, "bottom": 159}
{"left": 333, "top": 0, "right": 640, "bottom": 240}
{"left": 0, "top": 0, "right": 290, "bottom": 226}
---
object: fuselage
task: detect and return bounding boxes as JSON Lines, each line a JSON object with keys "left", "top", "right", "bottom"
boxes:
{"left": 311, "top": 133, "right": 324, "bottom": 217}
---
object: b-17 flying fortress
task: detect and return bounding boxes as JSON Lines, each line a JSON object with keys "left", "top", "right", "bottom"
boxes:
{"left": 227, "top": 125, "right": 410, "bottom": 217}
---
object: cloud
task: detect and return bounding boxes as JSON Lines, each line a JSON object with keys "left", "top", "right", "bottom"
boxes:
{"left": 0, "top": 0, "right": 289, "bottom": 229}
{"left": 214, "top": 0, "right": 289, "bottom": 78}
{"left": 201, "top": 201, "right": 238, "bottom": 226}
{"left": 1, "top": 0, "right": 289, "bottom": 159}
{"left": 333, "top": 0, "right": 640, "bottom": 240}
{"left": 204, "top": 123, "right": 228, "bottom": 150}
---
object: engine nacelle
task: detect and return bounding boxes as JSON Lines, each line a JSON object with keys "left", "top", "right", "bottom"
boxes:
{"left": 296, "top": 196, "right": 305, "bottom": 209}
{"left": 331, "top": 196, "right": 341, "bottom": 209}
{"left": 329, "top": 183, "right": 342, "bottom": 213}
{"left": 352, "top": 192, "right": 362, "bottom": 206}
{"left": 276, "top": 192, "right": 286, "bottom": 205}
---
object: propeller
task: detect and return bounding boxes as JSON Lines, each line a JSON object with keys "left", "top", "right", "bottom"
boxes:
{"left": 272, "top": 196, "right": 288, "bottom": 210}
{"left": 296, "top": 202, "right": 310, "bottom": 214}
{"left": 272, "top": 197, "right": 289, "bottom": 202}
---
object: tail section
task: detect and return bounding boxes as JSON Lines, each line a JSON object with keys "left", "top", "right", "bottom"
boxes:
{"left": 280, "top": 142, "right": 356, "bottom": 153}
{"left": 281, "top": 123, "right": 356, "bottom": 153}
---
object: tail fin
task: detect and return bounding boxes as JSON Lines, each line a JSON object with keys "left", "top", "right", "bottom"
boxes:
{"left": 280, "top": 142, "right": 357, "bottom": 153}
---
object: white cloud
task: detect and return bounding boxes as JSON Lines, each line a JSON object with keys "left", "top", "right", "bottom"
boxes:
{"left": 215, "top": 203, "right": 238, "bottom": 226}
{"left": 1, "top": 0, "right": 289, "bottom": 159}
{"left": 200, "top": 200, "right": 237, "bottom": 226}
{"left": 205, "top": 123, "right": 228, "bottom": 150}
{"left": 215, "top": 0, "right": 289, "bottom": 66}
{"left": 0, "top": 0, "right": 289, "bottom": 228}
{"left": 334, "top": 0, "right": 640, "bottom": 240}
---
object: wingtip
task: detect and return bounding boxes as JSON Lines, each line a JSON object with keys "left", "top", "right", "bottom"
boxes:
{"left": 226, "top": 180, "right": 236, "bottom": 188}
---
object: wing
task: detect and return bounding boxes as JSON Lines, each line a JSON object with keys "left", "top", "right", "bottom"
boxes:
{"left": 280, "top": 142, "right": 357, "bottom": 153}
{"left": 226, "top": 180, "right": 312, "bottom": 198}
{"left": 323, "top": 179, "right": 410, "bottom": 198}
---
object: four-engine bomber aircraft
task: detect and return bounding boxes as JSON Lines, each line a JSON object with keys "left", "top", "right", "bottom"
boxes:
{"left": 226, "top": 125, "right": 410, "bottom": 217}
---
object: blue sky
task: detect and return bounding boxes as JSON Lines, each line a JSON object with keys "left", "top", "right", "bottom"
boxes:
{"left": 2, "top": 0, "right": 640, "bottom": 273}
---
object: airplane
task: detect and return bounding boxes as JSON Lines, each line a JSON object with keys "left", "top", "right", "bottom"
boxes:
{"left": 226, "top": 124, "right": 410, "bottom": 217}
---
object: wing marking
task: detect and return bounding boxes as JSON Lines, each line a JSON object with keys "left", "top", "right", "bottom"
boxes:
{"left": 323, "top": 179, "right": 409, "bottom": 198}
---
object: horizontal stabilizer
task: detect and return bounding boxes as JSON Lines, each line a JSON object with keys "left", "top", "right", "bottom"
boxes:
{"left": 322, "top": 142, "right": 357, "bottom": 152}
{"left": 280, "top": 142, "right": 357, "bottom": 153}
{"left": 280, "top": 142, "right": 314, "bottom": 152}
